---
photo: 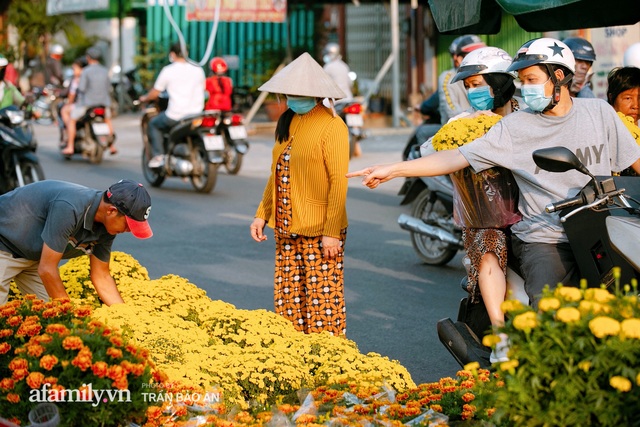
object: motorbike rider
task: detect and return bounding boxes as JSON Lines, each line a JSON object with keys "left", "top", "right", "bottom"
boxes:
{"left": 0, "top": 55, "right": 25, "bottom": 109}
{"left": 322, "top": 42, "right": 353, "bottom": 101}
{"left": 45, "top": 44, "right": 65, "bottom": 87}
{"left": 61, "top": 47, "right": 116, "bottom": 156}
{"left": 562, "top": 37, "right": 596, "bottom": 98}
{"left": 58, "top": 56, "right": 88, "bottom": 144}
{"left": 205, "top": 57, "right": 233, "bottom": 112}
{"left": 445, "top": 46, "right": 522, "bottom": 363}
{"left": 138, "top": 42, "right": 205, "bottom": 169}
{"left": 348, "top": 37, "right": 640, "bottom": 310}
{"left": 438, "top": 35, "right": 486, "bottom": 124}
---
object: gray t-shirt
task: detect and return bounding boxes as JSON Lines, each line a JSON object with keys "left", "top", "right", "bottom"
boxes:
{"left": 0, "top": 181, "right": 115, "bottom": 262}
{"left": 459, "top": 98, "right": 640, "bottom": 244}
{"left": 78, "top": 63, "right": 111, "bottom": 108}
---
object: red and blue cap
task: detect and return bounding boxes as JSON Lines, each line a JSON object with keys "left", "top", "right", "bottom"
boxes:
{"left": 107, "top": 180, "right": 153, "bottom": 239}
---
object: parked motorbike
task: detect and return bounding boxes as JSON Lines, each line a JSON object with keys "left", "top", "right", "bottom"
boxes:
{"left": 335, "top": 100, "right": 366, "bottom": 159}
{"left": 397, "top": 144, "right": 463, "bottom": 265}
{"left": 0, "top": 105, "right": 45, "bottom": 195}
{"left": 437, "top": 146, "right": 640, "bottom": 369}
{"left": 57, "top": 105, "right": 113, "bottom": 164}
{"left": 30, "top": 84, "right": 63, "bottom": 126}
{"left": 201, "top": 111, "right": 250, "bottom": 175}
{"left": 140, "top": 96, "right": 224, "bottom": 194}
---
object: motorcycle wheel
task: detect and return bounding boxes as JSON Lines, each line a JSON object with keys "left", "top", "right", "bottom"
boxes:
{"left": 224, "top": 146, "right": 243, "bottom": 175}
{"left": 87, "top": 138, "right": 104, "bottom": 164}
{"left": 141, "top": 145, "right": 165, "bottom": 188}
{"left": 191, "top": 145, "right": 218, "bottom": 193}
{"left": 410, "top": 188, "right": 459, "bottom": 265}
{"left": 18, "top": 159, "right": 45, "bottom": 186}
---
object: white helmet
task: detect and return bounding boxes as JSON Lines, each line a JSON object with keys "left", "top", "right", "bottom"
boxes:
{"left": 623, "top": 42, "right": 640, "bottom": 68}
{"left": 451, "top": 47, "right": 515, "bottom": 83}
{"left": 507, "top": 37, "right": 575, "bottom": 74}
{"left": 323, "top": 42, "right": 341, "bottom": 64}
{"left": 49, "top": 44, "right": 64, "bottom": 56}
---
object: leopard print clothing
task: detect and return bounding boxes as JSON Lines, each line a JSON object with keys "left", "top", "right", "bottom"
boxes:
{"left": 463, "top": 227, "right": 509, "bottom": 304}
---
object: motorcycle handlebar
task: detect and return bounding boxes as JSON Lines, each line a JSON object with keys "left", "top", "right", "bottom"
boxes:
{"left": 545, "top": 195, "right": 584, "bottom": 213}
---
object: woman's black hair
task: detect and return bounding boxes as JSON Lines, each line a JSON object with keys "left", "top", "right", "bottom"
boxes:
{"left": 275, "top": 108, "right": 296, "bottom": 143}
{"left": 483, "top": 73, "right": 515, "bottom": 109}
{"left": 73, "top": 56, "right": 88, "bottom": 68}
{"left": 606, "top": 66, "right": 640, "bottom": 106}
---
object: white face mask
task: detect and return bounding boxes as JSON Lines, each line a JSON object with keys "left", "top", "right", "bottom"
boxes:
{"left": 168, "top": 53, "right": 175, "bottom": 63}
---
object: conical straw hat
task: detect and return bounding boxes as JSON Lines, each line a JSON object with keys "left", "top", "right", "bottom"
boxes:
{"left": 258, "top": 52, "right": 347, "bottom": 99}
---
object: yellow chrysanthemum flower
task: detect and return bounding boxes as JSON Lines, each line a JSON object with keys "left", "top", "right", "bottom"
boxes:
{"left": 583, "top": 288, "right": 614, "bottom": 303}
{"left": 589, "top": 316, "right": 621, "bottom": 339}
{"left": 610, "top": 376, "right": 632, "bottom": 392}
{"left": 500, "top": 299, "right": 525, "bottom": 314}
{"left": 620, "top": 318, "right": 640, "bottom": 339}
{"left": 578, "top": 361, "right": 591, "bottom": 372}
{"left": 578, "top": 300, "right": 611, "bottom": 315}
{"left": 499, "top": 359, "right": 519, "bottom": 374}
{"left": 538, "top": 297, "right": 561, "bottom": 312}
{"left": 431, "top": 114, "right": 502, "bottom": 152}
{"left": 481, "top": 334, "right": 502, "bottom": 348}
{"left": 617, "top": 111, "right": 640, "bottom": 144}
{"left": 555, "top": 307, "right": 581, "bottom": 323}
{"left": 554, "top": 286, "right": 582, "bottom": 302}
{"left": 512, "top": 312, "right": 538, "bottom": 332}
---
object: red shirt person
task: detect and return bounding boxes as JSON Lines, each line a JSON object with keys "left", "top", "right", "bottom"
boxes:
{"left": 205, "top": 57, "right": 233, "bottom": 112}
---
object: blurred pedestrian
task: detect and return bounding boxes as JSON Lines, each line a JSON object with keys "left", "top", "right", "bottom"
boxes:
{"left": 563, "top": 37, "right": 597, "bottom": 98}
{"left": 205, "top": 57, "right": 233, "bottom": 112}
{"left": 250, "top": 52, "right": 350, "bottom": 336}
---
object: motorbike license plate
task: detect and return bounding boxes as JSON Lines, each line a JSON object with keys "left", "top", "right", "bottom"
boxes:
{"left": 92, "top": 123, "right": 110, "bottom": 136}
{"left": 203, "top": 134, "right": 225, "bottom": 150}
{"left": 228, "top": 125, "right": 248, "bottom": 140}
{"left": 345, "top": 114, "right": 364, "bottom": 127}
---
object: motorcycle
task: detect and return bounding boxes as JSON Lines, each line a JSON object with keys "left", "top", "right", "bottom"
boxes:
{"left": 140, "top": 96, "right": 224, "bottom": 194}
{"left": 335, "top": 100, "right": 366, "bottom": 159}
{"left": 0, "top": 105, "right": 45, "bottom": 195}
{"left": 437, "top": 146, "right": 640, "bottom": 369}
{"left": 397, "top": 143, "right": 463, "bottom": 265}
{"left": 30, "top": 84, "right": 63, "bottom": 126}
{"left": 110, "top": 66, "right": 145, "bottom": 115}
{"left": 57, "top": 105, "right": 113, "bottom": 164}
{"left": 201, "top": 111, "right": 250, "bottom": 175}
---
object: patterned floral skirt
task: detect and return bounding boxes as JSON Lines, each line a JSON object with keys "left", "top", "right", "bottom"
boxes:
{"left": 462, "top": 227, "right": 508, "bottom": 304}
{"left": 273, "top": 143, "right": 347, "bottom": 336}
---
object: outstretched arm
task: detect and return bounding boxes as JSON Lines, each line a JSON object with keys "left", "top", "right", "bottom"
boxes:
{"left": 346, "top": 148, "right": 470, "bottom": 189}
{"left": 89, "top": 255, "right": 124, "bottom": 305}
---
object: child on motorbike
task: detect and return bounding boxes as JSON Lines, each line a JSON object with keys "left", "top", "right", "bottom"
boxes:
{"left": 58, "top": 56, "right": 87, "bottom": 144}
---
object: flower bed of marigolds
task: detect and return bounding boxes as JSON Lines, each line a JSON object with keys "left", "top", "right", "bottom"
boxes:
{"left": 1, "top": 253, "right": 639, "bottom": 426}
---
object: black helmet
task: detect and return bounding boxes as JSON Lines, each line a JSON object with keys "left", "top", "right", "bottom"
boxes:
{"left": 562, "top": 37, "right": 596, "bottom": 62}
{"left": 448, "top": 35, "right": 486, "bottom": 56}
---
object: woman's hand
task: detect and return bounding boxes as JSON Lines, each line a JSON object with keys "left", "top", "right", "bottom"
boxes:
{"left": 346, "top": 164, "right": 396, "bottom": 189}
{"left": 322, "top": 236, "right": 342, "bottom": 259}
{"left": 250, "top": 218, "right": 267, "bottom": 242}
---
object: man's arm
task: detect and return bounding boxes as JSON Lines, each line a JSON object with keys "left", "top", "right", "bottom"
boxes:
{"left": 630, "top": 158, "right": 640, "bottom": 175}
{"left": 346, "top": 148, "right": 470, "bottom": 188}
{"left": 38, "top": 243, "right": 70, "bottom": 300}
{"left": 139, "top": 88, "right": 160, "bottom": 103}
{"left": 89, "top": 254, "right": 124, "bottom": 305}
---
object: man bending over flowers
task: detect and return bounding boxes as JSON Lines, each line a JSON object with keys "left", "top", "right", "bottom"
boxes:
{"left": 0, "top": 179, "right": 153, "bottom": 305}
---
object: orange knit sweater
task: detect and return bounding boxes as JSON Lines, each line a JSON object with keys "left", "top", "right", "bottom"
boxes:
{"left": 255, "top": 105, "right": 349, "bottom": 238}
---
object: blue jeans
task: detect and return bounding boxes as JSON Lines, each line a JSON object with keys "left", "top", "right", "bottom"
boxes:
{"left": 511, "top": 235, "right": 580, "bottom": 309}
{"left": 148, "top": 112, "right": 178, "bottom": 157}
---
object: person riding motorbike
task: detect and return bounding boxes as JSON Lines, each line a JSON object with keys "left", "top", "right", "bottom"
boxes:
{"left": 562, "top": 37, "right": 596, "bottom": 98}
{"left": 347, "top": 38, "right": 640, "bottom": 312}
{"left": 322, "top": 42, "right": 353, "bottom": 101}
{"left": 61, "top": 47, "right": 116, "bottom": 156}
{"left": 438, "top": 35, "right": 486, "bottom": 124}
{"left": 138, "top": 42, "right": 205, "bottom": 169}
{"left": 445, "top": 46, "right": 522, "bottom": 363}
{"left": 58, "top": 56, "right": 88, "bottom": 143}
{"left": 205, "top": 57, "right": 233, "bottom": 112}
{"left": 0, "top": 55, "right": 25, "bottom": 109}
{"left": 45, "top": 44, "right": 65, "bottom": 87}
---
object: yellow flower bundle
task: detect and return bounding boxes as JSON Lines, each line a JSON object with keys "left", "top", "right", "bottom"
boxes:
{"left": 431, "top": 114, "right": 502, "bottom": 152}
{"left": 618, "top": 111, "right": 640, "bottom": 144}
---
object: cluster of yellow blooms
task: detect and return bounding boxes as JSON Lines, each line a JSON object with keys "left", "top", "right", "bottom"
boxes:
{"left": 431, "top": 114, "right": 502, "bottom": 152}
{"left": 618, "top": 111, "right": 640, "bottom": 144}
{"left": 56, "top": 252, "right": 415, "bottom": 409}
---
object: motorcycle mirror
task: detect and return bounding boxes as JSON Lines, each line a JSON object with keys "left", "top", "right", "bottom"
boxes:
{"left": 532, "top": 147, "right": 594, "bottom": 179}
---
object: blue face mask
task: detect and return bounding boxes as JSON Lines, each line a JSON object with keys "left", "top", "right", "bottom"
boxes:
{"left": 286, "top": 96, "right": 317, "bottom": 115}
{"left": 521, "top": 80, "right": 552, "bottom": 112}
{"left": 467, "top": 86, "right": 494, "bottom": 111}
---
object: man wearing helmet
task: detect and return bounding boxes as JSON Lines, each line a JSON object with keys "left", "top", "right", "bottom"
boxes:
{"left": 205, "top": 57, "right": 233, "bottom": 112}
{"left": 563, "top": 37, "right": 596, "bottom": 98}
{"left": 322, "top": 42, "right": 353, "bottom": 101}
{"left": 348, "top": 38, "right": 640, "bottom": 308}
{"left": 139, "top": 42, "right": 205, "bottom": 169}
{"left": 45, "top": 44, "right": 65, "bottom": 87}
{"left": 437, "top": 35, "right": 486, "bottom": 124}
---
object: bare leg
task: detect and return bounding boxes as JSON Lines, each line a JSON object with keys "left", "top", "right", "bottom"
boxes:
{"left": 60, "top": 104, "right": 71, "bottom": 144}
{"left": 62, "top": 119, "right": 77, "bottom": 155}
{"left": 105, "top": 117, "right": 117, "bottom": 154}
{"left": 477, "top": 252, "right": 506, "bottom": 328}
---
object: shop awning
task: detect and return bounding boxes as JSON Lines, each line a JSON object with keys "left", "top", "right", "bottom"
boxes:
{"left": 427, "top": 0, "right": 640, "bottom": 34}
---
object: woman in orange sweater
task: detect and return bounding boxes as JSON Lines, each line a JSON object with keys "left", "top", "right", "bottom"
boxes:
{"left": 250, "top": 52, "right": 350, "bottom": 336}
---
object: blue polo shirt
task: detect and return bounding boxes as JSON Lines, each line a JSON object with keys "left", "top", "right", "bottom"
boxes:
{"left": 0, "top": 181, "right": 115, "bottom": 262}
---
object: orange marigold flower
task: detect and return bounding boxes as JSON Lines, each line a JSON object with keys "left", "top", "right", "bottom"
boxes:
{"left": 43, "top": 376, "right": 57, "bottom": 385}
{"left": 12, "top": 368, "right": 28, "bottom": 381}
{"left": 0, "top": 378, "right": 15, "bottom": 390}
{"left": 92, "top": 361, "right": 108, "bottom": 378}
{"left": 0, "top": 306, "right": 17, "bottom": 317}
{"left": 26, "top": 343, "right": 44, "bottom": 358}
{"left": 146, "top": 406, "right": 163, "bottom": 419}
{"left": 26, "top": 372, "right": 45, "bottom": 389}
{"left": 40, "top": 354, "right": 59, "bottom": 371}
{"left": 106, "top": 347, "right": 123, "bottom": 359}
{"left": 73, "top": 305, "right": 92, "bottom": 318}
{"left": 487, "top": 408, "right": 497, "bottom": 417}
{"left": 35, "top": 334, "right": 53, "bottom": 344}
{"left": 42, "top": 308, "right": 59, "bottom": 318}
{"left": 6, "top": 393, "right": 20, "bottom": 403}
{"left": 461, "top": 410, "right": 474, "bottom": 420}
{"left": 62, "top": 336, "right": 84, "bottom": 350}
{"left": 9, "top": 357, "right": 28, "bottom": 371}
{"left": 7, "top": 316, "right": 22, "bottom": 326}
{"left": 108, "top": 365, "right": 126, "bottom": 381}
{"left": 72, "top": 351, "right": 93, "bottom": 371}
{"left": 0, "top": 342, "right": 11, "bottom": 355}
{"left": 430, "top": 404, "right": 443, "bottom": 413}
{"left": 174, "top": 405, "right": 188, "bottom": 417}
{"left": 109, "top": 335, "right": 124, "bottom": 347}
{"left": 48, "top": 385, "right": 66, "bottom": 402}
{"left": 112, "top": 376, "right": 128, "bottom": 390}
{"left": 0, "top": 328, "right": 12, "bottom": 338}
{"left": 45, "top": 324, "right": 69, "bottom": 335}
{"left": 462, "top": 392, "right": 475, "bottom": 403}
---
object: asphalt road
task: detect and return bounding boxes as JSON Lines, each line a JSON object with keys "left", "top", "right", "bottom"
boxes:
{"left": 31, "top": 113, "right": 466, "bottom": 385}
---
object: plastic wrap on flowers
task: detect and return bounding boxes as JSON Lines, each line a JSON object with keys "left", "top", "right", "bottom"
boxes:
{"left": 451, "top": 166, "right": 521, "bottom": 228}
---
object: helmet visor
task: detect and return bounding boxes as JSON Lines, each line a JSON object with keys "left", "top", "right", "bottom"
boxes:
{"left": 451, "top": 64, "right": 487, "bottom": 83}
{"left": 506, "top": 54, "right": 549, "bottom": 72}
